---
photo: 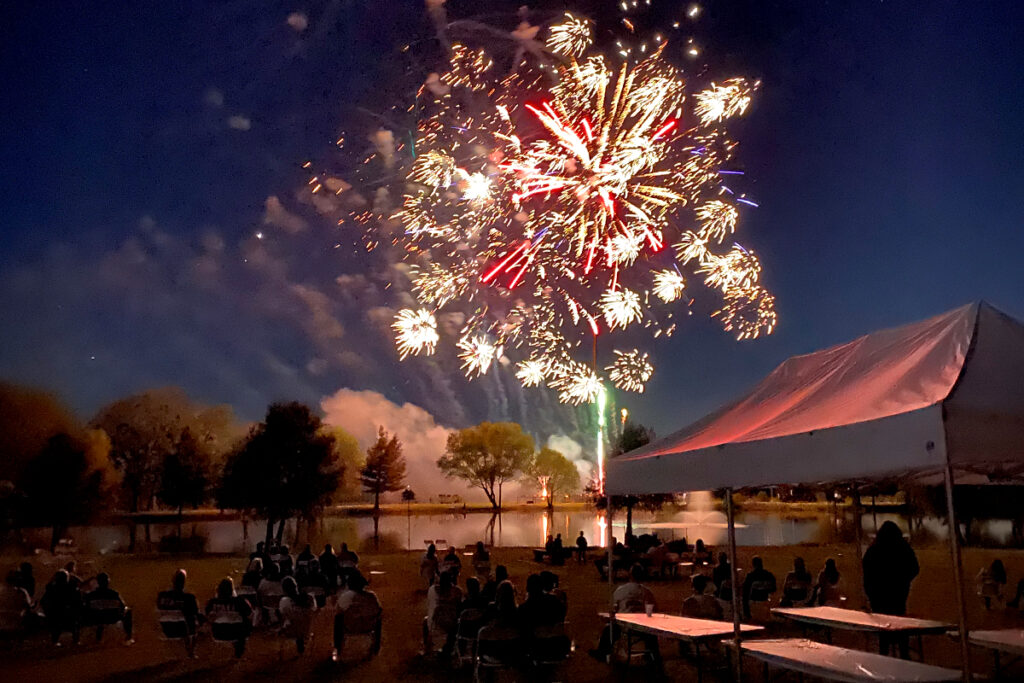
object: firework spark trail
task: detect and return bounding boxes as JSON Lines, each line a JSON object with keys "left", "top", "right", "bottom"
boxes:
{"left": 347, "top": 9, "right": 777, "bottom": 402}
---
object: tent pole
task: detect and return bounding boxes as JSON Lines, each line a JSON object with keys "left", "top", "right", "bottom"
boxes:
{"left": 852, "top": 489, "right": 864, "bottom": 604}
{"left": 607, "top": 486, "right": 614, "bottom": 636}
{"left": 726, "top": 488, "right": 743, "bottom": 682}
{"left": 943, "top": 462, "right": 972, "bottom": 682}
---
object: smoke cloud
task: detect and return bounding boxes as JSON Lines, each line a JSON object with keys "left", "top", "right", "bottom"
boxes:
{"left": 320, "top": 387, "right": 483, "bottom": 502}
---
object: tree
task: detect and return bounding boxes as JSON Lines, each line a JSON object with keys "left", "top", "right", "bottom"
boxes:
{"left": 18, "top": 431, "right": 117, "bottom": 550}
{"left": 322, "top": 426, "right": 365, "bottom": 501}
{"left": 528, "top": 447, "right": 580, "bottom": 509}
{"left": 157, "top": 428, "right": 211, "bottom": 536}
{"left": 587, "top": 420, "right": 672, "bottom": 539}
{"left": 91, "top": 387, "right": 243, "bottom": 512}
{"left": 0, "top": 382, "right": 80, "bottom": 485}
{"left": 402, "top": 487, "right": 416, "bottom": 504}
{"left": 438, "top": 422, "right": 534, "bottom": 510}
{"left": 218, "top": 402, "right": 340, "bottom": 545}
{"left": 360, "top": 427, "right": 406, "bottom": 512}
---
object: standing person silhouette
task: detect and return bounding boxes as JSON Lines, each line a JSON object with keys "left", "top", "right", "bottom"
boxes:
{"left": 863, "top": 521, "right": 919, "bottom": 658}
{"left": 575, "top": 531, "right": 588, "bottom": 563}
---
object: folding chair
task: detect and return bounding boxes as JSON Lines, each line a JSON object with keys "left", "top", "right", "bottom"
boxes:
{"left": 84, "top": 598, "right": 130, "bottom": 643}
{"left": 748, "top": 599, "right": 772, "bottom": 624}
{"left": 157, "top": 609, "right": 194, "bottom": 656}
{"left": 304, "top": 586, "right": 327, "bottom": 608}
{"left": 475, "top": 624, "right": 520, "bottom": 683}
{"left": 278, "top": 603, "right": 315, "bottom": 658}
{"left": 454, "top": 608, "right": 486, "bottom": 669}
{"left": 528, "top": 621, "right": 572, "bottom": 671}
{"left": 210, "top": 612, "right": 248, "bottom": 656}
{"left": 236, "top": 585, "right": 257, "bottom": 602}
{"left": 618, "top": 602, "right": 655, "bottom": 663}
{"left": 336, "top": 601, "right": 381, "bottom": 661}
{"left": 259, "top": 592, "right": 284, "bottom": 627}
{"left": 424, "top": 602, "right": 459, "bottom": 655}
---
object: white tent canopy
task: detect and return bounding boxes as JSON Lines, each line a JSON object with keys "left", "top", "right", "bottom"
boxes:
{"left": 608, "top": 302, "right": 1024, "bottom": 495}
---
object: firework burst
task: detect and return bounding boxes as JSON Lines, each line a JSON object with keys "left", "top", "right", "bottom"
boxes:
{"left": 393, "top": 309, "right": 439, "bottom": 359}
{"left": 366, "top": 9, "right": 776, "bottom": 402}
{"left": 607, "top": 349, "right": 654, "bottom": 393}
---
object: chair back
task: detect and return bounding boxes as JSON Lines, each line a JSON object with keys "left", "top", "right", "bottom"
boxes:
{"left": 716, "top": 598, "right": 734, "bottom": 622}
{"left": 280, "top": 604, "right": 314, "bottom": 638}
{"left": 456, "top": 608, "right": 486, "bottom": 638}
{"left": 529, "top": 622, "right": 571, "bottom": 665}
{"left": 86, "top": 598, "right": 125, "bottom": 625}
{"left": 476, "top": 624, "right": 520, "bottom": 667}
{"left": 819, "top": 583, "right": 845, "bottom": 607}
{"left": 305, "top": 586, "right": 327, "bottom": 607}
{"left": 784, "top": 580, "right": 811, "bottom": 604}
{"left": 157, "top": 609, "right": 188, "bottom": 640}
{"left": 749, "top": 580, "right": 774, "bottom": 602}
{"left": 343, "top": 599, "right": 382, "bottom": 635}
{"left": 431, "top": 601, "right": 459, "bottom": 632}
{"left": 261, "top": 591, "right": 284, "bottom": 611}
{"left": 210, "top": 611, "right": 246, "bottom": 642}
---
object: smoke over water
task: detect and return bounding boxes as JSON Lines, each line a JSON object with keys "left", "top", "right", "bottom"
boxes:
{"left": 320, "top": 387, "right": 596, "bottom": 502}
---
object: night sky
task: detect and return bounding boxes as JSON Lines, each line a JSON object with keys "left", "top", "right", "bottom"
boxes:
{"left": 1, "top": 0, "right": 1022, "bottom": 442}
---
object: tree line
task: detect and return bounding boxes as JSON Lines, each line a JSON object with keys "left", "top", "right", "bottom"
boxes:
{"left": 0, "top": 382, "right": 583, "bottom": 550}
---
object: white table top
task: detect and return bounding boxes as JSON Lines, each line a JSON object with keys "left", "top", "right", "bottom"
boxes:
{"left": 968, "top": 629, "right": 1024, "bottom": 656}
{"left": 772, "top": 606, "right": 953, "bottom": 634}
{"left": 599, "top": 612, "right": 762, "bottom": 641}
{"left": 738, "top": 638, "right": 961, "bottom": 683}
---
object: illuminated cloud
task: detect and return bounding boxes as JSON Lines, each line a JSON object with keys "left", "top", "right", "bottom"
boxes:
{"left": 262, "top": 195, "right": 308, "bottom": 234}
{"left": 227, "top": 114, "right": 252, "bottom": 131}
{"left": 286, "top": 12, "right": 308, "bottom": 32}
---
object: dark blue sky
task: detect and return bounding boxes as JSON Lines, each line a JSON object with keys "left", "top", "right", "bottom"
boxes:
{"left": 1, "top": 0, "right": 1022, "bottom": 439}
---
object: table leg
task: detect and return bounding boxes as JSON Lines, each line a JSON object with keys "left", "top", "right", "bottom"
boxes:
{"left": 916, "top": 634, "right": 923, "bottom": 662}
{"left": 994, "top": 650, "right": 1000, "bottom": 679}
{"left": 695, "top": 642, "right": 703, "bottom": 683}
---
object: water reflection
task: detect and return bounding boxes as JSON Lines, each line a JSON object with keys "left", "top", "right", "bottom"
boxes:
{"left": 16, "top": 508, "right": 1019, "bottom": 556}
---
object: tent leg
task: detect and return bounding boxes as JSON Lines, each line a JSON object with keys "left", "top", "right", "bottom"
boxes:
{"left": 944, "top": 462, "right": 972, "bottom": 682}
{"left": 726, "top": 488, "right": 743, "bottom": 682}
{"left": 607, "top": 494, "right": 615, "bottom": 647}
{"left": 853, "top": 491, "right": 865, "bottom": 605}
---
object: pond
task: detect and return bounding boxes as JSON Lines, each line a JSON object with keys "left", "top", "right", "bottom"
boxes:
{"left": 18, "top": 504, "right": 1013, "bottom": 556}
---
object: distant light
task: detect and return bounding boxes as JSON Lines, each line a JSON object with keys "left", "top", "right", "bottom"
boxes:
{"left": 687, "top": 4, "right": 702, "bottom": 19}
{"left": 255, "top": 231, "right": 264, "bottom": 240}
{"left": 687, "top": 46, "right": 700, "bottom": 57}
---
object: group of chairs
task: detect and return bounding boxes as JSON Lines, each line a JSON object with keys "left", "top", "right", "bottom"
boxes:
{"left": 450, "top": 612, "right": 572, "bottom": 683}
{"left": 157, "top": 593, "right": 380, "bottom": 661}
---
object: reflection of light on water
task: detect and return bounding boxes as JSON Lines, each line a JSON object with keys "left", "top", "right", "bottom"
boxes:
{"left": 597, "top": 514, "right": 608, "bottom": 547}
{"left": 541, "top": 512, "right": 549, "bottom": 545}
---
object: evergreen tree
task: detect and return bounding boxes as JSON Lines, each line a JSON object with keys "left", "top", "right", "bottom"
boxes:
{"left": 360, "top": 426, "right": 406, "bottom": 511}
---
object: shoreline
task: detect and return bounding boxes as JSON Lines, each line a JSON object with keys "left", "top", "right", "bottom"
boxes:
{"left": 82, "top": 497, "right": 909, "bottom": 526}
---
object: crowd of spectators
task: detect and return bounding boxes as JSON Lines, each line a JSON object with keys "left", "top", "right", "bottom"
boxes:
{"left": 420, "top": 540, "right": 572, "bottom": 672}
